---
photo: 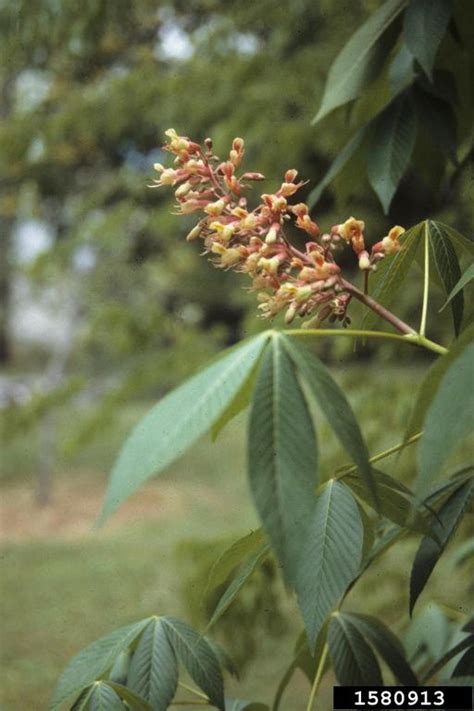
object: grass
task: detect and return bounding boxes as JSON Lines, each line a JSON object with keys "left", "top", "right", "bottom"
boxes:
{"left": 1, "top": 365, "right": 472, "bottom": 710}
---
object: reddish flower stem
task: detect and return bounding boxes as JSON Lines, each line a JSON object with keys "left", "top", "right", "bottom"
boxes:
{"left": 341, "top": 279, "right": 416, "bottom": 335}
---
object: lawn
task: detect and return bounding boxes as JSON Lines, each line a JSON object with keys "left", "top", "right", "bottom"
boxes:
{"left": 1, "top": 365, "right": 472, "bottom": 710}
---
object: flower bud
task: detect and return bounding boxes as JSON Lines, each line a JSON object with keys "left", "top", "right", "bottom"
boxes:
{"left": 285, "top": 169, "right": 298, "bottom": 183}
{"left": 265, "top": 226, "right": 278, "bottom": 244}
{"left": 175, "top": 181, "right": 192, "bottom": 198}
{"left": 285, "top": 304, "right": 298, "bottom": 324}
{"left": 186, "top": 225, "right": 202, "bottom": 241}
{"left": 358, "top": 251, "right": 371, "bottom": 270}
{"left": 241, "top": 172, "right": 265, "bottom": 181}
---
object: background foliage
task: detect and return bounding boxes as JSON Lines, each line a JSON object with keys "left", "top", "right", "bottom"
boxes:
{"left": 0, "top": 1, "right": 473, "bottom": 708}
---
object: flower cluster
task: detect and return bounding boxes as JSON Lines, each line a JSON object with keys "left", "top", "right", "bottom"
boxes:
{"left": 151, "top": 129, "right": 405, "bottom": 327}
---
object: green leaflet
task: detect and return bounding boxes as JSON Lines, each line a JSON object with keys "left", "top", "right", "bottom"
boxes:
{"left": 127, "top": 618, "right": 178, "bottom": 710}
{"left": 161, "top": 617, "right": 225, "bottom": 710}
{"left": 211, "top": 354, "right": 262, "bottom": 441}
{"left": 247, "top": 334, "right": 318, "bottom": 584}
{"left": 427, "top": 220, "right": 464, "bottom": 335}
{"left": 73, "top": 682, "right": 151, "bottom": 711}
{"left": 205, "top": 542, "right": 270, "bottom": 630}
{"left": 345, "top": 468, "right": 431, "bottom": 535}
{"left": 417, "top": 341, "right": 474, "bottom": 495}
{"left": 312, "top": 0, "right": 407, "bottom": 123}
{"left": 105, "top": 684, "right": 152, "bottom": 711}
{"left": 358, "top": 502, "right": 376, "bottom": 562}
{"left": 367, "top": 92, "right": 417, "bottom": 213}
{"left": 437, "top": 222, "right": 474, "bottom": 258}
{"left": 328, "top": 613, "right": 383, "bottom": 685}
{"left": 405, "top": 324, "right": 474, "bottom": 442}
{"left": 282, "top": 335, "right": 375, "bottom": 503}
{"left": 410, "top": 479, "right": 473, "bottom": 615}
{"left": 422, "top": 634, "right": 474, "bottom": 682}
{"left": 440, "top": 264, "right": 474, "bottom": 312}
{"left": 108, "top": 650, "right": 132, "bottom": 685}
{"left": 204, "top": 529, "right": 266, "bottom": 600}
{"left": 362, "top": 221, "right": 422, "bottom": 330}
{"left": 344, "top": 613, "right": 418, "bottom": 685}
{"left": 405, "top": 603, "right": 451, "bottom": 662}
{"left": 403, "top": 0, "right": 452, "bottom": 80}
{"left": 99, "top": 331, "right": 270, "bottom": 523}
{"left": 307, "top": 125, "right": 369, "bottom": 209}
{"left": 389, "top": 42, "right": 416, "bottom": 95}
{"left": 413, "top": 87, "right": 459, "bottom": 165}
{"left": 49, "top": 619, "right": 150, "bottom": 711}
{"left": 296, "top": 480, "right": 363, "bottom": 650}
{"left": 87, "top": 682, "right": 125, "bottom": 711}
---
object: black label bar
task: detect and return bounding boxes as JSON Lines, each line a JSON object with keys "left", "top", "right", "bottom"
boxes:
{"left": 333, "top": 686, "right": 473, "bottom": 710}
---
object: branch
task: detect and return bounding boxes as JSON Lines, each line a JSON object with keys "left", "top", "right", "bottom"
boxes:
{"left": 341, "top": 279, "right": 417, "bottom": 335}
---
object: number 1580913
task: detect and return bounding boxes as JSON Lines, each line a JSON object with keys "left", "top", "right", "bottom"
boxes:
{"left": 354, "top": 689, "right": 444, "bottom": 706}
{"left": 333, "top": 686, "right": 473, "bottom": 710}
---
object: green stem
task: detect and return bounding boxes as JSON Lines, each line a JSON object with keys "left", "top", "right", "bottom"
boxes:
{"left": 336, "top": 432, "right": 423, "bottom": 477}
{"left": 419, "top": 223, "right": 430, "bottom": 337}
{"left": 412, "top": 334, "right": 448, "bottom": 356}
{"left": 306, "top": 643, "right": 329, "bottom": 711}
{"left": 285, "top": 329, "right": 448, "bottom": 355}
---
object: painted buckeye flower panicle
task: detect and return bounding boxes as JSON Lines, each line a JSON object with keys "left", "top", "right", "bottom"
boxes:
{"left": 151, "top": 129, "right": 405, "bottom": 327}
